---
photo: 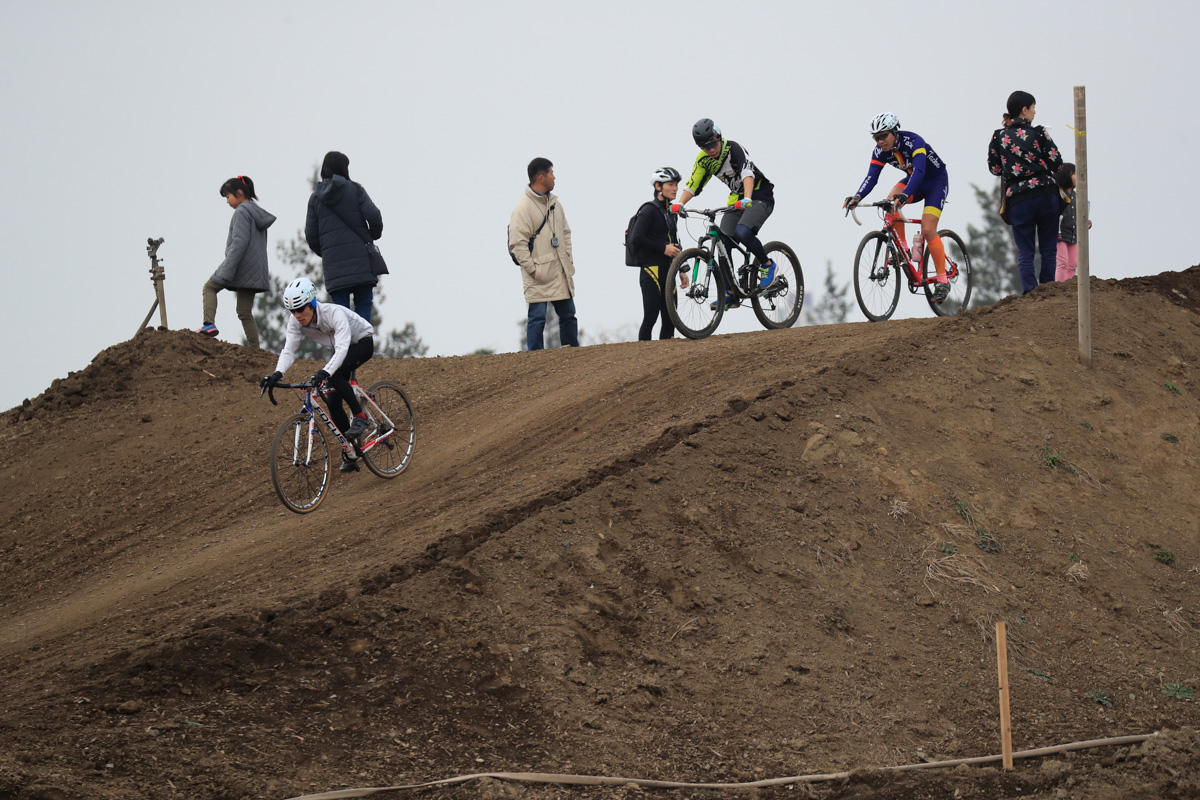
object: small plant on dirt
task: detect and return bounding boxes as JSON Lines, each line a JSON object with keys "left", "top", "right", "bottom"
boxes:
{"left": 1162, "top": 433, "right": 1179, "bottom": 443}
{"left": 973, "top": 529, "right": 1000, "bottom": 554}
{"left": 1155, "top": 549, "right": 1176, "bottom": 566}
{"left": 1069, "top": 553, "right": 1080, "bottom": 563}
{"left": 1086, "top": 690, "right": 1113, "bottom": 708}
{"left": 1027, "top": 669, "right": 1051, "bottom": 682}
{"left": 1081, "top": 421, "right": 1094, "bottom": 431}
{"left": 1162, "top": 683, "right": 1195, "bottom": 700}
{"left": 1041, "top": 446, "right": 1063, "bottom": 468}
{"left": 887, "top": 498, "right": 911, "bottom": 520}
{"left": 955, "top": 499, "right": 971, "bottom": 521}
{"left": 1165, "top": 382, "right": 1183, "bottom": 396}
{"left": 940, "top": 542, "right": 959, "bottom": 555}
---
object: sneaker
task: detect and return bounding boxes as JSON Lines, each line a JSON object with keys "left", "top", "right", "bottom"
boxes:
{"left": 196, "top": 324, "right": 219, "bottom": 337}
{"left": 758, "top": 260, "right": 777, "bottom": 288}
{"left": 931, "top": 279, "right": 950, "bottom": 303}
{"left": 345, "top": 416, "right": 368, "bottom": 439}
{"left": 339, "top": 456, "right": 360, "bottom": 473}
{"left": 709, "top": 293, "right": 741, "bottom": 311}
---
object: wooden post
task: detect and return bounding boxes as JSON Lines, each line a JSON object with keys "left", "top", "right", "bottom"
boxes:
{"left": 1074, "top": 86, "right": 1091, "bottom": 367}
{"left": 996, "top": 621, "right": 1014, "bottom": 770}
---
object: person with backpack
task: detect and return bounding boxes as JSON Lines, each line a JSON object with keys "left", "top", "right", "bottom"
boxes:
{"left": 508, "top": 157, "right": 578, "bottom": 350}
{"left": 305, "top": 151, "right": 384, "bottom": 322}
{"left": 987, "top": 91, "right": 1064, "bottom": 294}
{"left": 1055, "top": 163, "right": 1090, "bottom": 281}
{"left": 628, "top": 167, "right": 682, "bottom": 340}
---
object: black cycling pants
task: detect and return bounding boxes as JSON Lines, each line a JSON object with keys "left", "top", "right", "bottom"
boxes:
{"left": 638, "top": 267, "right": 674, "bottom": 341}
{"left": 324, "top": 337, "right": 374, "bottom": 433}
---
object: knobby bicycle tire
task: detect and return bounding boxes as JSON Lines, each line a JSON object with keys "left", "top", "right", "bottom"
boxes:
{"left": 360, "top": 380, "right": 416, "bottom": 478}
{"left": 922, "top": 229, "right": 973, "bottom": 316}
{"left": 666, "top": 248, "right": 726, "bottom": 340}
{"left": 752, "top": 241, "right": 804, "bottom": 330}
{"left": 270, "top": 412, "right": 331, "bottom": 514}
{"left": 853, "top": 231, "right": 901, "bottom": 322}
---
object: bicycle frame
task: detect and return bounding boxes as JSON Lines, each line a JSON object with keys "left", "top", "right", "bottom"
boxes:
{"left": 849, "top": 201, "right": 959, "bottom": 292}
{"left": 268, "top": 379, "right": 398, "bottom": 465}
{"left": 682, "top": 209, "right": 761, "bottom": 300}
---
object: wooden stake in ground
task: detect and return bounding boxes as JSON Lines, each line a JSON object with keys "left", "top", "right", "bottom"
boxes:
{"left": 996, "top": 621, "right": 1014, "bottom": 769}
{"left": 1074, "top": 86, "right": 1091, "bottom": 367}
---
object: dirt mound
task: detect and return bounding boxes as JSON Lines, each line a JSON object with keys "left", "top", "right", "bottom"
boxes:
{"left": 2, "top": 274, "right": 1199, "bottom": 799}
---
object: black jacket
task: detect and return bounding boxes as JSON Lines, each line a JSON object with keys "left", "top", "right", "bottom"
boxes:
{"left": 1059, "top": 189, "right": 1078, "bottom": 244}
{"left": 629, "top": 198, "right": 679, "bottom": 268}
{"left": 987, "top": 121, "right": 1064, "bottom": 207}
{"left": 305, "top": 175, "right": 384, "bottom": 293}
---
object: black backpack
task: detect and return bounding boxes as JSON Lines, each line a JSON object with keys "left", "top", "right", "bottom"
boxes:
{"left": 623, "top": 202, "right": 657, "bottom": 267}
{"left": 508, "top": 204, "right": 555, "bottom": 266}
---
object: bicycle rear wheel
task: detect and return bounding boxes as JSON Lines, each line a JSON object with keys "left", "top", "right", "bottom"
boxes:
{"left": 752, "top": 241, "right": 804, "bottom": 330}
{"left": 853, "top": 231, "right": 901, "bottom": 322}
{"left": 360, "top": 381, "right": 416, "bottom": 478}
{"left": 922, "top": 229, "right": 973, "bottom": 316}
{"left": 270, "top": 413, "right": 330, "bottom": 514}
{"left": 666, "top": 248, "right": 725, "bottom": 340}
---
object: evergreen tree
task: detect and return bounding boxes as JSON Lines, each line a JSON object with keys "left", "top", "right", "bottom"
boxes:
{"left": 965, "top": 182, "right": 1020, "bottom": 306}
{"left": 805, "top": 260, "right": 851, "bottom": 325}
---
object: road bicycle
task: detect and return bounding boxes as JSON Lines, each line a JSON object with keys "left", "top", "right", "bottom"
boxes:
{"left": 260, "top": 374, "right": 415, "bottom": 514}
{"left": 665, "top": 207, "right": 804, "bottom": 339}
{"left": 846, "top": 199, "right": 973, "bottom": 321}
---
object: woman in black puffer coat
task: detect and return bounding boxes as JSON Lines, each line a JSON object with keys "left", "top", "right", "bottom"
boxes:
{"left": 305, "top": 151, "right": 384, "bottom": 322}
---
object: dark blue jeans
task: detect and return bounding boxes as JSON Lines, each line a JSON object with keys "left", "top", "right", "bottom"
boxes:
{"left": 527, "top": 298, "right": 579, "bottom": 350}
{"left": 330, "top": 285, "right": 374, "bottom": 323}
{"left": 1009, "top": 192, "right": 1061, "bottom": 294}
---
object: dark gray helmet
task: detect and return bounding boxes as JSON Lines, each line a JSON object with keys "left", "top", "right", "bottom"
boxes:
{"left": 692, "top": 118, "right": 722, "bottom": 148}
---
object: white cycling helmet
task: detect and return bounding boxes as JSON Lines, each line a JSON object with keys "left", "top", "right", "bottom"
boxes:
{"left": 652, "top": 166, "right": 682, "bottom": 184}
{"left": 869, "top": 112, "right": 901, "bottom": 135}
{"left": 282, "top": 277, "right": 318, "bottom": 310}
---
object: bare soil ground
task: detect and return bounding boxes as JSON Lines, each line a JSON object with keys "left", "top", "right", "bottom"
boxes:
{"left": 3, "top": 269, "right": 1200, "bottom": 800}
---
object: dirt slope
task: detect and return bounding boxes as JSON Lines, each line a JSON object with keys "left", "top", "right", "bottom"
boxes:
{"left": 2, "top": 270, "right": 1200, "bottom": 800}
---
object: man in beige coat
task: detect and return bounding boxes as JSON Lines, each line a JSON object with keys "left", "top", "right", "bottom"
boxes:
{"left": 509, "top": 157, "right": 579, "bottom": 350}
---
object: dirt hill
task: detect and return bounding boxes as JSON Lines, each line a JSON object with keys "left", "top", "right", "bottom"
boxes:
{"left": 3, "top": 270, "right": 1200, "bottom": 800}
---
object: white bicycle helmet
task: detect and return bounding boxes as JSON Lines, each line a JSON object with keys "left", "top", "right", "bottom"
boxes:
{"left": 869, "top": 112, "right": 900, "bottom": 135}
{"left": 652, "top": 166, "right": 682, "bottom": 184}
{"left": 282, "top": 277, "right": 317, "bottom": 310}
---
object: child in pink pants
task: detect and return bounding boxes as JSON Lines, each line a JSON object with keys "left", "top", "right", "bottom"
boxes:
{"left": 1056, "top": 164, "right": 1088, "bottom": 281}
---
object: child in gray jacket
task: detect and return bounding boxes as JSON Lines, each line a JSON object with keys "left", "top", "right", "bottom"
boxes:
{"left": 197, "top": 175, "right": 276, "bottom": 347}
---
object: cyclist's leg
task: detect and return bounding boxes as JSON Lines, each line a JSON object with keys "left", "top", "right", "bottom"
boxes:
{"left": 886, "top": 182, "right": 909, "bottom": 246}
{"left": 917, "top": 174, "right": 950, "bottom": 279}
{"left": 656, "top": 268, "right": 675, "bottom": 339}
{"left": 722, "top": 203, "right": 772, "bottom": 265}
{"left": 325, "top": 338, "right": 375, "bottom": 427}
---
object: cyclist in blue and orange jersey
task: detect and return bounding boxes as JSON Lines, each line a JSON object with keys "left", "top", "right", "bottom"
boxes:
{"left": 844, "top": 112, "right": 951, "bottom": 302}
{"left": 671, "top": 119, "right": 777, "bottom": 303}
{"left": 259, "top": 277, "right": 375, "bottom": 473}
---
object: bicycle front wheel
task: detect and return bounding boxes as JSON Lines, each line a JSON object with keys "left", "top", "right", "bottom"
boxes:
{"left": 752, "top": 241, "right": 804, "bottom": 330}
{"left": 666, "top": 248, "right": 726, "bottom": 340}
{"left": 270, "top": 413, "right": 331, "bottom": 514}
{"left": 853, "top": 231, "right": 901, "bottom": 322}
{"left": 923, "top": 229, "right": 973, "bottom": 316}
{"left": 360, "top": 380, "right": 416, "bottom": 478}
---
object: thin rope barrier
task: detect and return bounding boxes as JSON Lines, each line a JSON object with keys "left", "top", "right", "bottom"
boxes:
{"left": 281, "top": 731, "right": 1160, "bottom": 799}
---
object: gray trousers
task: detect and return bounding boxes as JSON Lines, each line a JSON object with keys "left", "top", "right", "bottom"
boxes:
{"left": 202, "top": 279, "right": 260, "bottom": 348}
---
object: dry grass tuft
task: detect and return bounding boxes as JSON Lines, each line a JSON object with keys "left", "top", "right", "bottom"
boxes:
{"left": 1158, "top": 602, "right": 1199, "bottom": 636}
{"left": 923, "top": 544, "right": 1002, "bottom": 596}
{"left": 1066, "top": 561, "right": 1090, "bottom": 583}
{"left": 888, "top": 498, "right": 911, "bottom": 520}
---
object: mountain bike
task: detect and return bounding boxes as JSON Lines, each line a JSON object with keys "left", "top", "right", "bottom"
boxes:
{"left": 846, "top": 199, "right": 972, "bottom": 321}
{"left": 260, "top": 374, "right": 415, "bottom": 514}
{"left": 665, "top": 207, "right": 804, "bottom": 339}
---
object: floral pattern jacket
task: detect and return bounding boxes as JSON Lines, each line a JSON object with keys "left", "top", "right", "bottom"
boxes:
{"left": 987, "top": 121, "right": 1064, "bottom": 204}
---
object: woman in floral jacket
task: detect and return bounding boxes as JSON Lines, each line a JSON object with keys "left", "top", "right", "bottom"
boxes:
{"left": 988, "top": 91, "right": 1064, "bottom": 294}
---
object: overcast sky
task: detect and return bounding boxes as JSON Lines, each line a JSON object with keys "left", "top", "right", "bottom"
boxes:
{"left": 1, "top": 1, "right": 1195, "bottom": 412}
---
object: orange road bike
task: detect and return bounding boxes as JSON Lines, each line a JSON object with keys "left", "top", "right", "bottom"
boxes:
{"left": 260, "top": 374, "right": 415, "bottom": 513}
{"left": 846, "top": 199, "right": 973, "bottom": 321}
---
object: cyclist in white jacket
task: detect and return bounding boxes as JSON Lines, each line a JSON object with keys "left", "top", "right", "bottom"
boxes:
{"left": 259, "top": 277, "right": 375, "bottom": 472}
